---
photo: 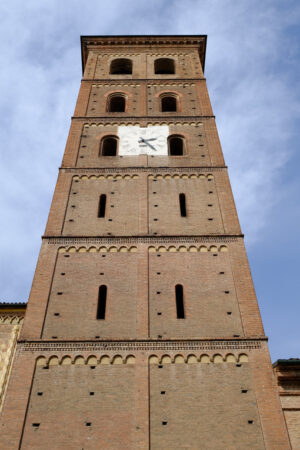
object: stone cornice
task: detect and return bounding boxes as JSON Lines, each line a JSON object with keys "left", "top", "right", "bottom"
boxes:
{"left": 42, "top": 235, "right": 244, "bottom": 244}
{"left": 81, "top": 35, "right": 207, "bottom": 74}
{"left": 18, "top": 338, "right": 265, "bottom": 353}
{"left": 72, "top": 115, "right": 215, "bottom": 121}
{"left": 59, "top": 167, "right": 228, "bottom": 173}
{"left": 81, "top": 78, "right": 206, "bottom": 83}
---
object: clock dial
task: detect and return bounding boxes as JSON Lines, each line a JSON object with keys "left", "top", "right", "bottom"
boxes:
{"left": 118, "top": 125, "right": 169, "bottom": 155}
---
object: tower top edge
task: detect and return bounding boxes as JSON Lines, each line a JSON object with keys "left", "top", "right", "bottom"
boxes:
{"left": 80, "top": 34, "right": 207, "bottom": 74}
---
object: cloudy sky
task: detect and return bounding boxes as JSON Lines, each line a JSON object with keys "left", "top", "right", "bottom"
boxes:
{"left": 0, "top": 0, "right": 299, "bottom": 361}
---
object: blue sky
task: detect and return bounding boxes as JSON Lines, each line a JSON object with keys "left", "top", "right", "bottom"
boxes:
{"left": 0, "top": 0, "right": 299, "bottom": 361}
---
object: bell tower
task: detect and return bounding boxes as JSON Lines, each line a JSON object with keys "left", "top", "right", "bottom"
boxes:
{"left": 0, "top": 35, "right": 290, "bottom": 449}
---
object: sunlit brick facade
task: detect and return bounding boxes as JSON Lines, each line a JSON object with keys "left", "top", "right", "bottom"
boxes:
{"left": 0, "top": 35, "right": 291, "bottom": 449}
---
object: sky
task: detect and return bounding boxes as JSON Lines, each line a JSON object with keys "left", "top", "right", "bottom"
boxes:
{"left": 0, "top": 0, "right": 299, "bottom": 361}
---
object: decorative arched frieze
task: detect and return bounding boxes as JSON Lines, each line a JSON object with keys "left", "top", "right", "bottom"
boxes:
{"left": 148, "top": 244, "right": 227, "bottom": 253}
{"left": 58, "top": 245, "right": 138, "bottom": 254}
{"left": 35, "top": 354, "right": 136, "bottom": 367}
{"left": 73, "top": 174, "right": 139, "bottom": 181}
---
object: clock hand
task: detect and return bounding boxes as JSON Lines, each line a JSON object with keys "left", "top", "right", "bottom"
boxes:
{"left": 138, "top": 137, "right": 157, "bottom": 151}
{"left": 138, "top": 137, "right": 157, "bottom": 143}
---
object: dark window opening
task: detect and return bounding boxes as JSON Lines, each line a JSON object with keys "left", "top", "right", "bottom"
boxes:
{"left": 169, "top": 136, "right": 184, "bottom": 155}
{"left": 98, "top": 194, "right": 106, "bottom": 218}
{"left": 110, "top": 58, "right": 132, "bottom": 75}
{"left": 108, "top": 95, "right": 125, "bottom": 112}
{"left": 161, "top": 96, "right": 177, "bottom": 112}
{"left": 175, "top": 284, "right": 185, "bottom": 319}
{"left": 179, "top": 193, "right": 187, "bottom": 217}
{"left": 97, "top": 285, "right": 107, "bottom": 320}
{"left": 101, "top": 137, "right": 117, "bottom": 156}
{"left": 155, "top": 58, "right": 175, "bottom": 74}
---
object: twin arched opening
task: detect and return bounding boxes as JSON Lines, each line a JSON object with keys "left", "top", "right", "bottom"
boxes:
{"left": 98, "top": 134, "right": 185, "bottom": 157}
{"left": 109, "top": 57, "right": 175, "bottom": 75}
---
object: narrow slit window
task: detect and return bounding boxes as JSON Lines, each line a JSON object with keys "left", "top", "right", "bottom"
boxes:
{"left": 175, "top": 284, "right": 185, "bottom": 319}
{"left": 98, "top": 194, "right": 106, "bottom": 218}
{"left": 179, "top": 193, "right": 187, "bottom": 217}
{"left": 97, "top": 285, "right": 107, "bottom": 320}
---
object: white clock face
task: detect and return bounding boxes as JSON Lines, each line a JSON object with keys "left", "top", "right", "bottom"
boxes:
{"left": 118, "top": 125, "right": 169, "bottom": 155}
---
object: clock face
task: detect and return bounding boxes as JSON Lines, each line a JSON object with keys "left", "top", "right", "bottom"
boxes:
{"left": 118, "top": 125, "right": 169, "bottom": 155}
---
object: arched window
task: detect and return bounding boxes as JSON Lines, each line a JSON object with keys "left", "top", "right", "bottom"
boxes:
{"left": 100, "top": 136, "right": 118, "bottom": 156}
{"left": 155, "top": 58, "right": 175, "bottom": 74}
{"left": 161, "top": 95, "right": 177, "bottom": 112}
{"left": 168, "top": 135, "right": 184, "bottom": 155}
{"left": 175, "top": 284, "right": 185, "bottom": 319}
{"left": 107, "top": 94, "right": 126, "bottom": 112}
{"left": 110, "top": 58, "right": 132, "bottom": 75}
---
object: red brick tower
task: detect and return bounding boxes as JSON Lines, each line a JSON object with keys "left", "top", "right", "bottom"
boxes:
{"left": 0, "top": 35, "right": 290, "bottom": 449}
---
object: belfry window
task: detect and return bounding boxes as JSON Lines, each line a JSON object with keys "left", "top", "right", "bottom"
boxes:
{"left": 98, "top": 194, "right": 106, "bottom": 218}
{"left": 161, "top": 95, "right": 177, "bottom": 112}
{"left": 168, "top": 135, "right": 184, "bottom": 155}
{"left": 155, "top": 58, "right": 175, "bottom": 74}
{"left": 175, "top": 284, "right": 185, "bottom": 319}
{"left": 97, "top": 285, "right": 107, "bottom": 320}
{"left": 110, "top": 58, "right": 132, "bottom": 75}
{"left": 107, "top": 94, "right": 126, "bottom": 112}
{"left": 179, "top": 193, "right": 187, "bottom": 217}
{"left": 100, "top": 136, "right": 118, "bottom": 156}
